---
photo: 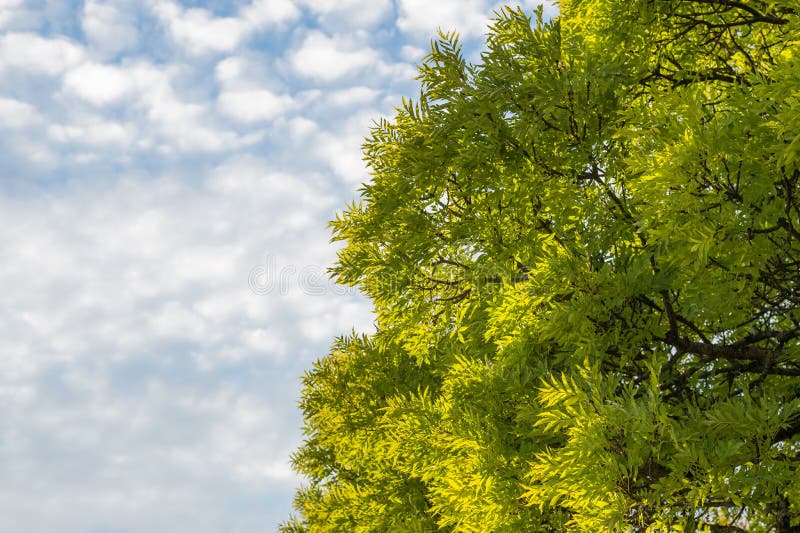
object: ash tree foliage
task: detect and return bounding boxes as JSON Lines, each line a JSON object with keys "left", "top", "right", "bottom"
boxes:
{"left": 282, "top": 1, "right": 800, "bottom": 531}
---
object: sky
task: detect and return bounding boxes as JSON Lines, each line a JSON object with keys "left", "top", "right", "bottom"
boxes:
{"left": 0, "top": 1, "right": 556, "bottom": 531}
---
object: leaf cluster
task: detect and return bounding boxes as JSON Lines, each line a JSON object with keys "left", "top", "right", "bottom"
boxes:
{"left": 284, "top": 2, "right": 800, "bottom": 531}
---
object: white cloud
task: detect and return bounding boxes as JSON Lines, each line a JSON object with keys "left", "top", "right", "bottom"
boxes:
{"left": 287, "top": 116, "right": 318, "bottom": 140}
{"left": 310, "top": 108, "right": 381, "bottom": 183}
{"left": 206, "top": 156, "right": 333, "bottom": 215}
{"left": 62, "top": 62, "right": 133, "bottom": 105}
{"left": 241, "top": 0, "right": 300, "bottom": 28}
{"left": 150, "top": 300, "right": 214, "bottom": 342}
{"left": 48, "top": 118, "right": 133, "bottom": 146}
{"left": 401, "top": 44, "right": 427, "bottom": 62}
{"left": 81, "top": 0, "right": 139, "bottom": 57}
{"left": 0, "top": 0, "right": 23, "bottom": 8}
{"left": 153, "top": 2, "right": 247, "bottom": 55}
{"left": 214, "top": 55, "right": 283, "bottom": 91}
{"left": 213, "top": 55, "right": 293, "bottom": 123}
{"left": 0, "top": 97, "right": 41, "bottom": 129}
{"left": 316, "top": 132, "right": 368, "bottom": 182}
{"left": 151, "top": 0, "right": 299, "bottom": 55}
{"left": 397, "top": 0, "right": 559, "bottom": 40}
{"left": 297, "top": 0, "right": 392, "bottom": 29}
{"left": 218, "top": 89, "right": 294, "bottom": 123}
{"left": 327, "top": 86, "right": 379, "bottom": 108}
{"left": 217, "top": 56, "right": 291, "bottom": 101}
{"left": 397, "top": 0, "right": 493, "bottom": 38}
{"left": 215, "top": 56, "right": 249, "bottom": 85}
{"left": 0, "top": 0, "right": 26, "bottom": 29}
{"left": 289, "top": 31, "right": 380, "bottom": 82}
{"left": 127, "top": 62, "right": 243, "bottom": 152}
{"left": 8, "top": 55, "right": 260, "bottom": 166}
{"left": 0, "top": 32, "right": 84, "bottom": 76}
{"left": 240, "top": 328, "right": 288, "bottom": 357}
{"left": 0, "top": 164, "right": 357, "bottom": 530}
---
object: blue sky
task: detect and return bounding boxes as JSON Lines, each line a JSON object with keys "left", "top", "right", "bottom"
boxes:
{"left": 0, "top": 1, "right": 556, "bottom": 531}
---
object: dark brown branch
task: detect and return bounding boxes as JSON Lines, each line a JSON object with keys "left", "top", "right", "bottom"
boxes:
{"left": 679, "top": 0, "right": 791, "bottom": 25}
{"left": 667, "top": 335, "right": 775, "bottom": 363}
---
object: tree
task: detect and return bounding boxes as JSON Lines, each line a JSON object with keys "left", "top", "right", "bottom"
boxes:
{"left": 282, "top": 1, "right": 800, "bottom": 531}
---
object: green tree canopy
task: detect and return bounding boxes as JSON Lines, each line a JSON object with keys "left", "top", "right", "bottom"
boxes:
{"left": 282, "top": 1, "right": 800, "bottom": 531}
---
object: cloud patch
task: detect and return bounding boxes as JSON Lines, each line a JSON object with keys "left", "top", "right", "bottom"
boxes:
{"left": 151, "top": 0, "right": 300, "bottom": 55}
{"left": 0, "top": 97, "right": 41, "bottom": 129}
{"left": 397, "top": 0, "right": 496, "bottom": 38}
{"left": 0, "top": 32, "right": 84, "bottom": 76}
{"left": 297, "top": 0, "right": 393, "bottom": 30}
{"left": 289, "top": 30, "right": 380, "bottom": 82}
{"left": 81, "top": 0, "right": 139, "bottom": 57}
{"left": 397, "top": 0, "right": 558, "bottom": 39}
{"left": 218, "top": 89, "right": 294, "bottom": 123}
{"left": 63, "top": 62, "right": 133, "bottom": 106}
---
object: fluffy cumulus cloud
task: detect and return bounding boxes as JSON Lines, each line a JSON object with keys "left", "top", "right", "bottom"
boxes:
{"left": 297, "top": 0, "right": 393, "bottom": 30}
{"left": 398, "top": 0, "right": 557, "bottom": 38}
{"left": 81, "top": 0, "right": 139, "bottom": 57}
{"left": 397, "top": 0, "right": 498, "bottom": 38}
{"left": 150, "top": 0, "right": 300, "bottom": 55}
{"left": 62, "top": 62, "right": 133, "bottom": 105}
{"left": 0, "top": 159, "right": 374, "bottom": 532}
{"left": 0, "top": 96, "right": 41, "bottom": 128}
{"left": 214, "top": 55, "right": 296, "bottom": 123}
{"left": 218, "top": 88, "right": 295, "bottom": 123}
{"left": 0, "top": 32, "right": 84, "bottom": 76}
{"left": 0, "top": 0, "right": 23, "bottom": 26}
{"left": 289, "top": 30, "right": 381, "bottom": 82}
{"left": 0, "top": 0, "right": 557, "bottom": 531}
